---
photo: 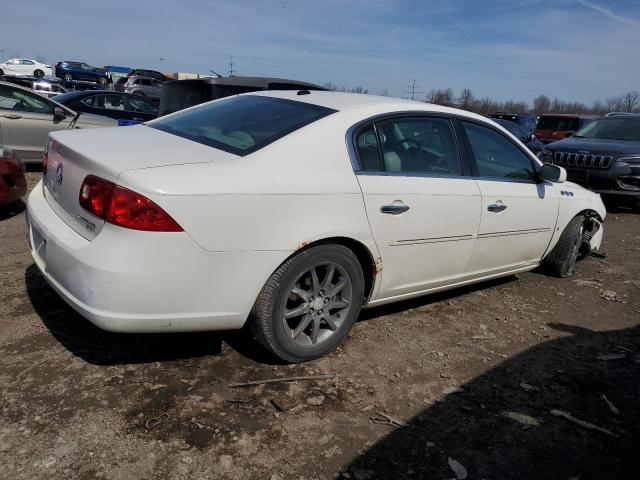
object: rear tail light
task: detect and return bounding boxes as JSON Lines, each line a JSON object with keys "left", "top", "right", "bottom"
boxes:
{"left": 43, "top": 151, "right": 48, "bottom": 175}
{"left": 79, "top": 175, "right": 182, "bottom": 232}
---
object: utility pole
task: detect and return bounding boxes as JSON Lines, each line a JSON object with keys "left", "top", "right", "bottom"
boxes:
{"left": 404, "top": 80, "right": 422, "bottom": 101}
{"left": 228, "top": 56, "right": 235, "bottom": 76}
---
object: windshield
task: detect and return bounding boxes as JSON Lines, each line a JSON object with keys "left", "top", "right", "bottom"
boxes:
{"left": 574, "top": 117, "right": 640, "bottom": 141}
{"left": 537, "top": 116, "right": 580, "bottom": 131}
{"left": 150, "top": 95, "right": 335, "bottom": 156}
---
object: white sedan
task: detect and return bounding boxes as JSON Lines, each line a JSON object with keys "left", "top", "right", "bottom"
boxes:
{"left": 26, "top": 91, "right": 606, "bottom": 362}
{"left": 0, "top": 58, "right": 53, "bottom": 78}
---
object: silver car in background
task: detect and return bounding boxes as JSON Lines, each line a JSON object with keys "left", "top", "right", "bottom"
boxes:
{"left": 124, "top": 76, "right": 163, "bottom": 100}
{"left": 0, "top": 81, "right": 117, "bottom": 163}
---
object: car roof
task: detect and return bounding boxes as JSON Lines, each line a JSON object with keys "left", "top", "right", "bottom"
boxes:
{"left": 539, "top": 113, "right": 598, "bottom": 118}
{"left": 249, "top": 90, "right": 493, "bottom": 122}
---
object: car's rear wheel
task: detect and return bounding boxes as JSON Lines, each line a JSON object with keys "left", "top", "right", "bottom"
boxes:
{"left": 251, "top": 244, "right": 364, "bottom": 363}
{"left": 0, "top": 68, "right": 5, "bottom": 76}
{"left": 33, "top": 69, "right": 44, "bottom": 78}
{"left": 63, "top": 73, "right": 73, "bottom": 81}
{"left": 542, "top": 216, "right": 585, "bottom": 278}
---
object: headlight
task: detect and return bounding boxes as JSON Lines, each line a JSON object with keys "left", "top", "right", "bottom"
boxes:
{"left": 617, "top": 156, "right": 640, "bottom": 164}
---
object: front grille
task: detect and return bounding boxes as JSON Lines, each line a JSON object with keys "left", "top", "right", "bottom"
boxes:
{"left": 553, "top": 151, "right": 613, "bottom": 169}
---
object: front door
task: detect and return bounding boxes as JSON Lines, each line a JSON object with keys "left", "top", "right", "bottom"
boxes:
{"left": 353, "top": 115, "right": 481, "bottom": 300}
{"left": 0, "top": 84, "right": 71, "bottom": 161}
{"left": 461, "top": 120, "right": 559, "bottom": 274}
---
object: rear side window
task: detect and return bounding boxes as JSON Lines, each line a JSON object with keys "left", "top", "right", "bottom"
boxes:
{"left": 150, "top": 95, "right": 335, "bottom": 156}
{"left": 463, "top": 122, "right": 535, "bottom": 181}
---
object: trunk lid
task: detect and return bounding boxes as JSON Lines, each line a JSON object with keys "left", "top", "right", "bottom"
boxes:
{"left": 43, "top": 125, "right": 236, "bottom": 240}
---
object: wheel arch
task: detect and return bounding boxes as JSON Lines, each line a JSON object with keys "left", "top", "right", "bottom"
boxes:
{"left": 292, "top": 236, "right": 378, "bottom": 303}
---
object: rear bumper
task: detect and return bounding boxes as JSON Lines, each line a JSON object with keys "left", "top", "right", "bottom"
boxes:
{"left": 26, "top": 181, "right": 286, "bottom": 333}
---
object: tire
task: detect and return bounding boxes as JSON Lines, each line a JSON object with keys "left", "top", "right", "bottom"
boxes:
{"left": 543, "top": 216, "right": 585, "bottom": 278}
{"left": 33, "top": 69, "right": 44, "bottom": 78}
{"left": 63, "top": 73, "right": 73, "bottom": 81}
{"left": 251, "top": 244, "right": 365, "bottom": 363}
{"left": 0, "top": 69, "right": 4, "bottom": 76}
{"left": 98, "top": 77, "right": 107, "bottom": 86}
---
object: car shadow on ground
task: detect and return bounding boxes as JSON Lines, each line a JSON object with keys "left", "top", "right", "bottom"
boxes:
{"left": 24, "top": 262, "right": 518, "bottom": 367}
{"left": 23, "top": 263, "right": 279, "bottom": 366}
{"left": 0, "top": 199, "right": 25, "bottom": 221}
{"left": 343, "top": 322, "right": 640, "bottom": 480}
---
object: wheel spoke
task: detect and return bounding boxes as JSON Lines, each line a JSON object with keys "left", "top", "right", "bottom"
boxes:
{"left": 291, "top": 287, "right": 310, "bottom": 302}
{"left": 326, "top": 278, "right": 347, "bottom": 297}
{"left": 292, "top": 314, "right": 313, "bottom": 339}
{"left": 310, "top": 315, "right": 320, "bottom": 344}
{"left": 285, "top": 303, "right": 310, "bottom": 319}
{"left": 328, "top": 299, "right": 349, "bottom": 310}
{"left": 323, "top": 311, "right": 338, "bottom": 331}
{"left": 321, "top": 264, "right": 336, "bottom": 290}
{"left": 310, "top": 267, "right": 320, "bottom": 293}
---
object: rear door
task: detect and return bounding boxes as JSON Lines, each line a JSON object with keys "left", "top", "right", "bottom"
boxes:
{"left": 353, "top": 115, "right": 481, "bottom": 299}
{"left": 461, "top": 120, "right": 559, "bottom": 274}
{"left": 0, "top": 84, "right": 72, "bottom": 161}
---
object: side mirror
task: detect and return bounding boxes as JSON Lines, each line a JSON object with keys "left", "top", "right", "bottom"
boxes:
{"left": 539, "top": 164, "right": 566, "bottom": 183}
{"left": 53, "top": 106, "right": 67, "bottom": 122}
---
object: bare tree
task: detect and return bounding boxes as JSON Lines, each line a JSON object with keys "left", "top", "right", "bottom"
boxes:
{"left": 622, "top": 91, "right": 639, "bottom": 112}
{"left": 426, "top": 88, "right": 455, "bottom": 107}
{"left": 35, "top": 54, "right": 47, "bottom": 63}
{"left": 457, "top": 88, "right": 474, "bottom": 110}
{"left": 533, "top": 95, "right": 551, "bottom": 115}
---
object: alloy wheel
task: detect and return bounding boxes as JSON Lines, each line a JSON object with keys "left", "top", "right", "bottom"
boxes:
{"left": 282, "top": 262, "right": 353, "bottom": 347}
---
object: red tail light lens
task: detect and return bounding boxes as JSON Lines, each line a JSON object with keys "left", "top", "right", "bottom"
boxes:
{"left": 43, "top": 151, "right": 48, "bottom": 176}
{"left": 79, "top": 175, "right": 182, "bottom": 232}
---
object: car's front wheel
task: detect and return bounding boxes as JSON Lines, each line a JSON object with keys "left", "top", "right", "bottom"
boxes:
{"left": 63, "top": 73, "right": 73, "bottom": 81}
{"left": 542, "top": 216, "right": 585, "bottom": 277}
{"left": 251, "top": 244, "right": 364, "bottom": 363}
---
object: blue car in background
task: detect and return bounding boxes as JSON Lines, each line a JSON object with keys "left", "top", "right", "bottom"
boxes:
{"left": 55, "top": 61, "right": 109, "bottom": 86}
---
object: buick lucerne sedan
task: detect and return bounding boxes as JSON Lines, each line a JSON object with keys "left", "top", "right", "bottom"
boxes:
{"left": 27, "top": 91, "right": 606, "bottom": 362}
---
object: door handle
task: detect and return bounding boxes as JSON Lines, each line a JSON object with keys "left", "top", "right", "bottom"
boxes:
{"left": 487, "top": 202, "right": 507, "bottom": 213}
{"left": 381, "top": 203, "right": 410, "bottom": 214}
{"left": 1, "top": 114, "right": 23, "bottom": 120}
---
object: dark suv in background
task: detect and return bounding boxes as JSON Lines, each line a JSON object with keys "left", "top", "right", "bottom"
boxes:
{"left": 535, "top": 114, "right": 596, "bottom": 144}
{"left": 55, "top": 61, "right": 109, "bottom": 86}
{"left": 489, "top": 112, "right": 538, "bottom": 136}
{"left": 542, "top": 115, "right": 640, "bottom": 207}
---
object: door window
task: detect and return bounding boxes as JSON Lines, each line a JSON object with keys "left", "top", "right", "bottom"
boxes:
{"left": 126, "top": 96, "right": 158, "bottom": 114}
{"left": 0, "top": 85, "right": 53, "bottom": 114}
{"left": 354, "top": 125, "right": 383, "bottom": 171}
{"left": 463, "top": 121, "right": 535, "bottom": 181}
{"left": 21, "top": 60, "right": 35, "bottom": 65}
{"left": 83, "top": 94, "right": 126, "bottom": 111}
{"left": 356, "top": 117, "right": 461, "bottom": 175}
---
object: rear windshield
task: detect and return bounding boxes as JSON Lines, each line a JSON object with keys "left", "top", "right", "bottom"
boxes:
{"left": 574, "top": 117, "right": 640, "bottom": 141}
{"left": 537, "top": 116, "right": 580, "bottom": 131}
{"left": 150, "top": 95, "right": 336, "bottom": 156}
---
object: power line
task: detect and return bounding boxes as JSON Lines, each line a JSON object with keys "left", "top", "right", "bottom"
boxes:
{"left": 404, "top": 80, "right": 423, "bottom": 101}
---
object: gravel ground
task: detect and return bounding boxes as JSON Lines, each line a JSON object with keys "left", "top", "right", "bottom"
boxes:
{"left": 1, "top": 172, "right": 639, "bottom": 480}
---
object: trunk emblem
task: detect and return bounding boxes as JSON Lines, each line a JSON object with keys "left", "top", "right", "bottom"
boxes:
{"left": 55, "top": 164, "right": 64, "bottom": 185}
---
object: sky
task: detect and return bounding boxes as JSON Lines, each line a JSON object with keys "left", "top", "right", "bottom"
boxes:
{"left": 2, "top": 0, "right": 639, "bottom": 104}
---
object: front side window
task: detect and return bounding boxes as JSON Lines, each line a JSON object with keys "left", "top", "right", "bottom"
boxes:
{"left": 463, "top": 122, "right": 535, "bottom": 181}
{"left": 357, "top": 117, "right": 461, "bottom": 175}
{"left": 0, "top": 85, "right": 53, "bottom": 114}
{"left": 21, "top": 59, "right": 35, "bottom": 65}
{"left": 150, "top": 95, "right": 335, "bottom": 156}
{"left": 126, "top": 96, "right": 158, "bottom": 114}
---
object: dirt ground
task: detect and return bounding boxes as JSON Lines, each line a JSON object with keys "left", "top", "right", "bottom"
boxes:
{"left": 1, "top": 172, "right": 639, "bottom": 480}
